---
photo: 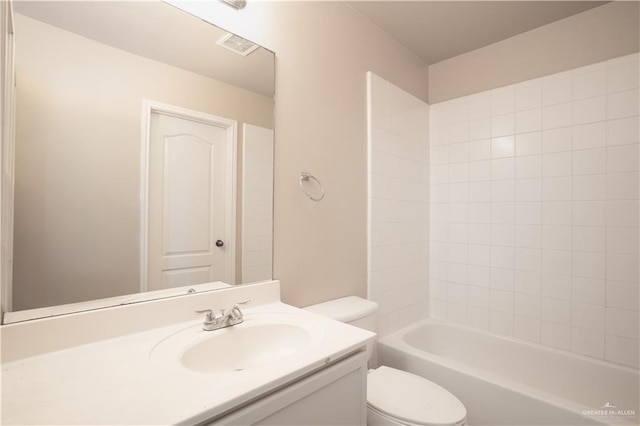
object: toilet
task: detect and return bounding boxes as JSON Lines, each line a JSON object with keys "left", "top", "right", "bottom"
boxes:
{"left": 305, "top": 296, "right": 467, "bottom": 426}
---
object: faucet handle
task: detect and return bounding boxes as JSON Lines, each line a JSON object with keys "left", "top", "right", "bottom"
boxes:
{"left": 195, "top": 309, "right": 216, "bottom": 322}
{"left": 234, "top": 300, "right": 251, "bottom": 308}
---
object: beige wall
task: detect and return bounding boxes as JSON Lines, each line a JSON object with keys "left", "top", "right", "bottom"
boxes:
{"left": 13, "top": 13, "right": 274, "bottom": 310}
{"left": 172, "top": 1, "right": 429, "bottom": 308}
{"left": 429, "top": 2, "right": 640, "bottom": 103}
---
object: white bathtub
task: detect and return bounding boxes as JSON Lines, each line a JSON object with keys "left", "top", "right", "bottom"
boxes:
{"left": 377, "top": 320, "right": 639, "bottom": 426}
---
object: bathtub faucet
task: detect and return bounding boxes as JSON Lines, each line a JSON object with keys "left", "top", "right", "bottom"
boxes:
{"left": 195, "top": 300, "right": 251, "bottom": 331}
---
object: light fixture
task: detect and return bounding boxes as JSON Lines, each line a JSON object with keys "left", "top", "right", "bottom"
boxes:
{"left": 220, "top": 0, "right": 246, "bottom": 10}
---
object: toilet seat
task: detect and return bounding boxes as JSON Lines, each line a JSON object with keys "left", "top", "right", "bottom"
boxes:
{"left": 367, "top": 366, "right": 466, "bottom": 426}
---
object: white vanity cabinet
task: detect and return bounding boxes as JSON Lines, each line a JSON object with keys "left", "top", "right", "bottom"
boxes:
{"left": 207, "top": 351, "right": 368, "bottom": 425}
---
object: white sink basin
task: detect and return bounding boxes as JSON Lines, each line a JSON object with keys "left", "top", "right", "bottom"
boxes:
{"left": 150, "top": 312, "right": 326, "bottom": 375}
{"left": 181, "top": 324, "right": 310, "bottom": 373}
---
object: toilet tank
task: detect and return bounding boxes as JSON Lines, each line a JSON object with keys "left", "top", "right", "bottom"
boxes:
{"left": 303, "top": 296, "right": 378, "bottom": 331}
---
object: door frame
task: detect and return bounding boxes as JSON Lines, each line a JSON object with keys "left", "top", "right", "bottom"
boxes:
{"left": 1, "top": 0, "right": 15, "bottom": 315}
{"left": 139, "top": 100, "right": 237, "bottom": 292}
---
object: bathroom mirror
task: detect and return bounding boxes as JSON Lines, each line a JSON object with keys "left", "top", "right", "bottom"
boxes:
{"left": 2, "top": 0, "right": 275, "bottom": 322}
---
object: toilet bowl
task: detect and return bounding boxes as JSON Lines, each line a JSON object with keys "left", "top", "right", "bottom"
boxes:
{"left": 305, "top": 296, "right": 467, "bottom": 426}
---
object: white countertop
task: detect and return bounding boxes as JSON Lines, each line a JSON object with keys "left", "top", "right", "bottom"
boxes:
{"left": 2, "top": 301, "right": 374, "bottom": 425}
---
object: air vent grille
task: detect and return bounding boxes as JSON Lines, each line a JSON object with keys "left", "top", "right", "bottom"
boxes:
{"left": 216, "top": 33, "right": 259, "bottom": 57}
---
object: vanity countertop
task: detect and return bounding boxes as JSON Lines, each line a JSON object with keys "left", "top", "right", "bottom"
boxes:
{"left": 1, "top": 301, "right": 374, "bottom": 425}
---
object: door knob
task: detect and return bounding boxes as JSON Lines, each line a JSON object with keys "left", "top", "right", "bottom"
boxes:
{"left": 216, "top": 240, "right": 224, "bottom": 247}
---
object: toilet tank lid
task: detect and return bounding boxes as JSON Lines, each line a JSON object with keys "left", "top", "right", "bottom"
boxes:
{"left": 303, "top": 296, "right": 378, "bottom": 322}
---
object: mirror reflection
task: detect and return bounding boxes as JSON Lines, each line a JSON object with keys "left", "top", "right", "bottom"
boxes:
{"left": 7, "top": 1, "right": 274, "bottom": 317}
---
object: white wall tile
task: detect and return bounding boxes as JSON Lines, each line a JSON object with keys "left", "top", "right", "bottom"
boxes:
{"left": 469, "top": 139, "right": 491, "bottom": 161}
{"left": 541, "top": 321, "right": 571, "bottom": 350}
{"left": 369, "top": 73, "right": 429, "bottom": 336}
{"left": 491, "top": 224, "right": 515, "bottom": 247}
{"left": 469, "top": 181, "right": 491, "bottom": 202}
{"left": 516, "top": 202, "right": 542, "bottom": 225}
{"left": 607, "top": 228, "right": 639, "bottom": 255}
{"left": 543, "top": 177, "right": 572, "bottom": 201}
{"left": 516, "top": 132, "right": 542, "bottom": 156}
{"left": 515, "top": 269, "right": 542, "bottom": 295}
{"left": 607, "top": 53, "right": 639, "bottom": 93}
{"left": 514, "top": 316, "right": 541, "bottom": 343}
{"left": 542, "top": 226, "right": 572, "bottom": 250}
{"left": 468, "top": 264, "right": 491, "bottom": 286}
{"left": 469, "top": 160, "right": 491, "bottom": 181}
{"left": 573, "top": 70, "right": 606, "bottom": 100}
{"left": 606, "top": 172, "right": 639, "bottom": 200}
{"left": 572, "top": 226, "right": 606, "bottom": 253}
{"left": 572, "top": 328, "right": 605, "bottom": 359}
{"left": 606, "top": 335, "right": 639, "bottom": 368}
{"left": 492, "top": 158, "right": 515, "bottom": 180}
{"left": 491, "top": 136, "right": 515, "bottom": 158}
{"left": 515, "top": 293, "right": 541, "bottom": 319}
{"left": 468, "top": 245, "right": 491, "bottom": 267}
{"left": 607, "top": 89, "right": 639, "bottom": 120}
{"left": 542, "top": 273, "right": 572, "bottom": 300}
{"left": 516, "top": 178, "right": 542, "bottom": 202}
{"left": 469, "top": 224, "right": 491, "bottom": 245}
{"left": 466, "top": 306, "right": 490, "bottom": 330}
{"left": 491, "top": 202, "right": 515, "bottom": 224}
{"left": 573, "top": 148, "right": 606, "bottom": 175}
{"left": 490, "top": 289, "right": 514, "bottom": 314}
{"left": 573, "top": 201, "right": 606, "bottom": 226}
{"left": 449, "top": 142, "right": 470, "bottom": 163}
{"left": 515, "top": 248, "right": 542, "bottom": 272}
{"left": 542, "top": 201, "right": 572, "bottom": 226}
{"left": 572, "top": 277, "right": 605, "bottom": 306}
{"left": 515, "top": 78, "right": 542, "bottom": 111}
{"left": 573, "top": 122, "right": 606, "bottom": 150}
{"left": 492, "top": 180, "right": 515, "bottom": 202}
{"left": 469, "top": 91, "right": 492, "bottom": 120}
{"left": 469, "top": 203, "right": 491, "bottom": 224}
{"left": 606, "top": 201, "right": 639, "bottom": 227}
{"left": 490, "top": 311, "right": 514, "bottom": 336}
{"left": 572, "top": 303, "right": 605, "bottom": 332}
{"left": 542, "top": 127, "right": 573, "bottom": 153}
{"left": 607, "top": 281, "right": 639, "bottom": 311}
{"left": 491, "top": 267, "right": 515, "bottom": 290}
{"left": 573, "top": 251, "right": 606, "bottom": 280}
{"left": 429, "top": 56, "right": 639, "bottom": 367}
{"left": 516, "top": 225, "right": 542, "bottom": 249}
{"left": 573, "top": 96, "right": 606, "bottom": 125}
{"left": 542, "top": 298, "right": 571, "bottom": 325}
{"left": 491, "top": 85, "right": 515, "bottom": 116}
{"left": 543, "top": 250, "right": 572, "bottom": 276}
{"left": 543, "top": 74, "right": 572, "bottom": 106}
{"left": 607, "top": 117, "right": 639, "bottom": 147}
{"left": 542, "top": 103, "right": 572, "bottom": 129}
{"left": 516, "top": 109, "right": 542, "bottom": 134}
{"left": 607, "top": 254, "right": 639, "bottom": 283}
{"left": 573, "top": 175, "right": 606, "bottom": 201}
{"left": 606, "top": 308, "right": 640, "bottom": 339}
{"left": 607, "top": 145, "right": 639, "bottom": 173}
{"left": 543, "top": 152, "right": 572, "bottom": 177}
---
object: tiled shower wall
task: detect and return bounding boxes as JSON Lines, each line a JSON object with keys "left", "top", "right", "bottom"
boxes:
{"left": 367, "top": 72, "right": 430, "bottom": 337}
{"left": 429, "top": 53, "right": 640, "bottom": 368}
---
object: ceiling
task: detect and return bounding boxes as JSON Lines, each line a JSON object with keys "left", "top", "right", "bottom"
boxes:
{"left": 347, "top": 1, "right": 609, "bottom": 65}
{"left": 13, "top": 1, "right": 275, "bottom": 97}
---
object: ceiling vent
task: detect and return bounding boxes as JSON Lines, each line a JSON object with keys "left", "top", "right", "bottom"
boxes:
{"left": 216, "top": 33, "right": 259, "bottom": 57}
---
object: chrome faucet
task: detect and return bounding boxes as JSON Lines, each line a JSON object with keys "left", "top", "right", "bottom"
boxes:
{"left": 195, "top": 300, "right": 250, "bottom": 331}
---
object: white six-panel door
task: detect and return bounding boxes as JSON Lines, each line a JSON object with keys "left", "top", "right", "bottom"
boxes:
{"left": 143, "top": 103, "right": 236, "bottom": 291}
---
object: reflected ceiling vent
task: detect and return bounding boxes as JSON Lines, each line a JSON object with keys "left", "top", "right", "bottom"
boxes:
{"left": 217, "top": 33, "right": 259, "bottom": 56}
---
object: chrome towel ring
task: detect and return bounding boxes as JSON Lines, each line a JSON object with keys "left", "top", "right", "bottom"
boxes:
{"left": 299, "top": 172, "right": 325, "bottom": 202}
